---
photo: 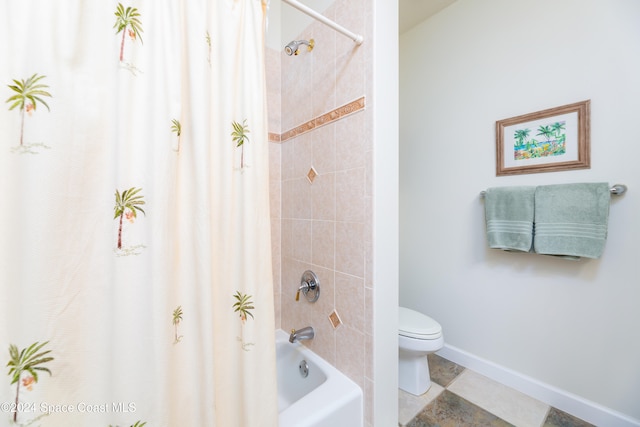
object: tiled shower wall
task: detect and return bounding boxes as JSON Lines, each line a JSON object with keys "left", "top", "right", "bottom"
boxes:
{"left": 266, "top": 0, "right": 375, "bottom": 424}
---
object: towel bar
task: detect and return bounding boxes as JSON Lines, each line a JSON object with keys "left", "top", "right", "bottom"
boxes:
{"left": 480, "top": 184, "right": 627, "bottom": 198}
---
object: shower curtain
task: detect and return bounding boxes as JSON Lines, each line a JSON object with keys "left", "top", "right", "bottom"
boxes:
{"left": 0, "top": 1, "right": 278, "bottom": 426}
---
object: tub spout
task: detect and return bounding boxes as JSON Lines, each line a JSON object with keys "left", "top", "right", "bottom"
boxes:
{"left": 289, "top": 326, "right": 315, "bottom": 343}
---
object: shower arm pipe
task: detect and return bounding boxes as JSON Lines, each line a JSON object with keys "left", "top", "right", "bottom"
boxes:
{"left": 281, "top": 0, "right": 364, "bottom": 45}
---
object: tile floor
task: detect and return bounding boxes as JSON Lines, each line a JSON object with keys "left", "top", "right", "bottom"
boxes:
{"left": 399, "top": 354, "right": 596, "bottom": 427}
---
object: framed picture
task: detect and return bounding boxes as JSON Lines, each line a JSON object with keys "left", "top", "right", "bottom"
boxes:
{"left": 495, "top": 100, "right": 590, "bottom": 176}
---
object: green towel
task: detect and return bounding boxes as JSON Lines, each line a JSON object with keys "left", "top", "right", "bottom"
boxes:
{"left": 485, "top": 186, "right": 536, "bottom": 252}
{"left": 533, "top": 183, "right": 610, "bottom": 259}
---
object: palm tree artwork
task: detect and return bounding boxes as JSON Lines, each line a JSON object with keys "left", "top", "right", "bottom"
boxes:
{"left": 550, "top": 121, "right": 565, "bottom": 138}
{"left": 233, "top": 291, "right": 255, "bottom": 351}
{"left": 231, "top": 120, "right": 250, "bottom": 169}
{"left": 550, "top": 121, "right": 566, "bottom": 151}
{"left": 7, "top": 341, "right": 54, "bottom": 423}
{"left": 113, "top": 3, "right": 143, "bottom": 63}
{"left": 513, "top": 128, "right": 530, "bottom": 147}
{"left": 513, "top": 121, "right": 567, "bottom": 160}
{"left": 113, "top": 187, "right": 146, "bottom": 251}
{"left": 5, "top": 73, "right": 52, "bottom": 149}
{"left": 536, "top": 125, "right": 554, "bottom": 142}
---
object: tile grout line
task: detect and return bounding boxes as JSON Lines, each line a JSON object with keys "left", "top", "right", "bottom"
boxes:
{"left": 539, "top": 406, "right": 552, "bottom": 427}
{"left": 443, "top": 365, "right": 467, "bottom": 390}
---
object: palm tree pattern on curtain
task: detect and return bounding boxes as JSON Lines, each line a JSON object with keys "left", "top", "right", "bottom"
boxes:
{"left": 113, "top": 187, "right": 146, "bottom": 255}
{"left": 113, "top": 3, "right": 143, "bottom": 63}
{"left": 231, "top": 119, "right": 250, "bottom": 169}
{"left": 233, "top": 291, "right": 255, "bottom": 351}
{"left": 5, "top": 73, "right": 52, "bottom": 154}
{"left": 205, "top": 31, "right": 212, "bottom": 67}
{"left": 3, "top": 1, "right": 270, "bottom": 424}
{"left": 113, "top": 3, "right": 144, "bottom": 75}
{"left": 7, "top": 341, "right": 54, "bottom": 424}
{"left": 171, "top": 119, "right": 182, "bottom": 152}
{"left": 172, "top": 306, "right": 184, "bottom": 344}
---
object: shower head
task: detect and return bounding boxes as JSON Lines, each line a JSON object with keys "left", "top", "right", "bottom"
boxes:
{"left": 284, "top": 39, "right": 314, "bottom": 56}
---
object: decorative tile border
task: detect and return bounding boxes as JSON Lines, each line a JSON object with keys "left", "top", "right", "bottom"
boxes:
{"left": 269, "top": 96, "right": 365, "bottom": 143}
{"left": 268, "top": 132, "right": 281, "bottom": 143}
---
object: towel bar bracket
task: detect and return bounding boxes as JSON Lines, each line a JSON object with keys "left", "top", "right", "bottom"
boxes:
{"left": 611, "top": 184, "right": 627, "bottom": 195}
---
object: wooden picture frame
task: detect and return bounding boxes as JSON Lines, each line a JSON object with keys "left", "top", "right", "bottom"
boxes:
{"left": 495, "top": 100, "right": 590, "bottom": 176}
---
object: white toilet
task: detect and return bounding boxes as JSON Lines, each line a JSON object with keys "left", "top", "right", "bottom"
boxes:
{"left": 398, "top": 306, "right": 444, "bottom": 395}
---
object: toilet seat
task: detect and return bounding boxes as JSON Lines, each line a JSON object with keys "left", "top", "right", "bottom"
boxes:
{"left": 399, "top": 307, "right": 442, "bottom": 340}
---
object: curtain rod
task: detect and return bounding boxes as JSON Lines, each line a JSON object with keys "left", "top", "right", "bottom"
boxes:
{"left": 281, "top": 0, "right": 364, "bottom": 45}
{"left": 480, "top": 184, "right": 627, "bottom": 198}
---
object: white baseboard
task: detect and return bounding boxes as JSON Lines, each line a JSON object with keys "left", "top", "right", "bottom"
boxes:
{"left": 437, "top": 344, "right": 640, "bottom": 427}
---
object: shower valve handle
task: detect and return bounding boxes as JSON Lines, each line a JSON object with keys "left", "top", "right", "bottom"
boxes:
{"left": 295, "top": 284, "right": 305, "bottom": 301}
{"left": 295, "top": 271, "right": 320, "bottom": 303}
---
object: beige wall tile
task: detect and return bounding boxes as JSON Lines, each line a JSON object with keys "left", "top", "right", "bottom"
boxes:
{"left": 365, "top": 327, "right": 374, "bottom": 379}
{"left": 311, "top": 219, "right": 335, "bottom": 269}
{"left": 335, "top": 221, "right": 365, "bottom": 278}
{"left": 281, "top": 178, "right": 292, "bottom": 219}
{"left": 336, "top": 167, "right": 365, "bottom": 223}
{"left": 336, "top": 111, "right": 366, "bottom": 171}
{"left": 291, "top": 219, "right": 312, "bottom": 263}
{"left": 292, "top": 133, "right": 313, "bottom": 179}
{"left": 291, "top": 177, "right": 312, "bottom": 219}
{"left": 312, "top": 58, "right": 337, "bottom": 119}
{"left": 311, "top": 123, "right": 336, "bottom": 174}
{"left": 365, "top": 378, "right": 376, "bottom": 427}
{"left": 311, "top": 172, "right": 335, "bottom": 221}
{"left": 364, "top": 286, "right": 374, "bottom": 338}
{"left": 271, "top": 218, "right": 281, "bottom": 285}
{"left": 333, "top": 0, "right": 365, "bottom": 56}
{"left": 335, "top": 272, "right": 365, "bottom": 332}
{"left": 281, "top": 218, "right": 293, "bottom": 259}
{"left": 281, "top": 138, "right": 295, "bottom": 181}
{"left": 336, "top": 47, "right": 365, "bottom": 108}
{"left": 336, "top": 325, "right": 366, "bottom": 389}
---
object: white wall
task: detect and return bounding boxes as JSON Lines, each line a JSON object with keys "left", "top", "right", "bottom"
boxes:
{"left": 373, "top": 0, "right": 399, "bottom": 424}
{"left": 400, "top": 0, "right": 640, "bottom": 422}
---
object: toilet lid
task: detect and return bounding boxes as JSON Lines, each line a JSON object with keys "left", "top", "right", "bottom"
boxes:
{"left": 399, "top": 307, "right": 442, "bottom": 339}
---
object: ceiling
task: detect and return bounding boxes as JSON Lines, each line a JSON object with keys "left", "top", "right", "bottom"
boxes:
{"left": 399, "top": 0, "right": 458, "bottom": 33}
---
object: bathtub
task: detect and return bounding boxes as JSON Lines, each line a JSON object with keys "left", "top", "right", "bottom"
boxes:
{"left": 276, "top": 329, "right": 363, "bottom": 427}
